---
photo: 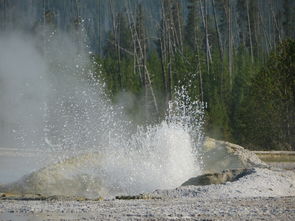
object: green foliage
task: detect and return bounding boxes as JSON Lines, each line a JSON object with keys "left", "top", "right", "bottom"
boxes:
{"left": 91, "top": 2, "right": 295, "bottom": 150}
{"left": 237, "top": 39, "right": 295, "bottom": 150}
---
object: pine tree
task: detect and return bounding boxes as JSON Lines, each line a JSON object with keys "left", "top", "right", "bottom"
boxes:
{"left": 239, "top": 39, "right": 295, "bottom": 150}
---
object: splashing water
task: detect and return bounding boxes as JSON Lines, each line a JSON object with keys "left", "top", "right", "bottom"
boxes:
{"left": 3, "top": 86, "right": 205, "bottom": 198}
{"left": 0, "top": 29, "right": 205, "bottom": 198}
{"left": 100, "top": 88, "right": 205, "bottom": 195}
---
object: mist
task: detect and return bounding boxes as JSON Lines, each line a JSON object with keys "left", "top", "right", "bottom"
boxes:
{"left": 0, "top": 23, "right": 205, "bottom": 195}
{"left": 0, "top": 27, "right": 118, "bottom": 150}
{"left": 0, "top": 32, "right": 49, "bottom": 148}
{"left": 0, "top": 28, "right": 132, "bottom": 184}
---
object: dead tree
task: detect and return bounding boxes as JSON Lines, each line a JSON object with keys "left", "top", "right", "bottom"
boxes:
{"left": 159, "top": 0, "right": 174, "bottom": 101}
{"left": 223, "top": 0, "right": 233, "bottom": 89}
{"left": 199, "top": 0, "right": 212, "bottom": 74}
{"left": 212, "top": 0, "right": 224, "bottom": 60}
{"left": 109, "top": 0, "right": 122, "bottom": 88}
{"left": 246, "top": 0, "right": 254, "bottom": 63}
{"left": 159, "top": 0, "right": 185, "bottom": 102}
{"left": 228, "top": 0, "right": 233, "bottom": 89}
{"left": 126, "top": 3, "right": 159, "bottom": 114}
{"left": 270, "top": 0, "right": 282, "bottom": 44}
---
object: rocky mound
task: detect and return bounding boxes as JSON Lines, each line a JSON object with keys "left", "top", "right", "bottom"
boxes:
{"left": 200, "top": 137, "right": 268, "bottom": 173}
{"left": 181, "top": 168, "right": 254, "bottom": 186}
{"left": 0, "top": 153, "right": 111, "bottom": 198}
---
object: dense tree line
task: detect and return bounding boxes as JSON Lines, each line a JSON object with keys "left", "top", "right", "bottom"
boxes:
{"left": 97, "top": 0, "right": 294, "bottom": 150}
{"left": 0, "top": 0, "right": 294, "bottom": 150}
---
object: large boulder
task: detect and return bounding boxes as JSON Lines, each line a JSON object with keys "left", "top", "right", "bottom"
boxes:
{"left": 199, "top": 137, "right": 268, "bottom": 173}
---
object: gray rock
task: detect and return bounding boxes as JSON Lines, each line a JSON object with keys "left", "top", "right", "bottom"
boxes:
{"left": 181, "top": 168, "right": 255, "bottom": 186}
{"left": 199, "top": 137, "right": 268, "bottom": 173}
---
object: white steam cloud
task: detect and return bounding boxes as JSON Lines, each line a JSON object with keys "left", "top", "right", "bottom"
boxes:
{"left": 0, "top": 28, "right": 204, "bottom": 196}
{"left": 0, "top": 33, "right": 49, "bottom": 147}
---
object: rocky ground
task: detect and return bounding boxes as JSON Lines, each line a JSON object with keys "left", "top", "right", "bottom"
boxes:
{"left": 1, "top": 167, "right": 295, "bottom": 220}
{"left": 1, "top": 140, "right": 294, "bottom": 220}
{"left": 0, "top": 196, "right": 295, "bottom": 220}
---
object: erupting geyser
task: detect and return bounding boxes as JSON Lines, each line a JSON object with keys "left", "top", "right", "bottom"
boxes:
{"left": 0, "top": 29, "right": 205, "bottom": 198}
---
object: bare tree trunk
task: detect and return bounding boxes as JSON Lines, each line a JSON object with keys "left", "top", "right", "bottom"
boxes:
{"left": 144, "top": 66, "right": 159, "bottom": 113}
{"left": 97, "top": 0, "right": 102, "bottom": 53}
{"left": 166, "top": 19, "right": 173, "bottom": 101}
{"left": 126, "top": 2, "right": 159, "bottom": 114}
{"left": 270, "top": 0, "right": 282, "bottom": 43}
{"left": 258, "top": 10, "right": 271, "bottom": 54}
{"left": 267, "top": 4, "right": 274, "bottom": 50}
{"left": 159, "top": 38, "right": 167, "bottom": 95}
{"left": 196, "top": 39, "right": 204, "bottom": 102}
{"left": 199, "top": 0, "right": 211, "bottom": 74}
{"left": 167, "top": 1, "right": 173, "bottom": 100}
{"left": 109, "top": 0, "right": 122, "bottom": 88}
{"left": 246, "top": 0, "right": 254, "bottom": 63}
{"left": 228, "top": 0, "right": 233, "bottom": 89}
{"left": 126, "top": 4, "right": 141, "bottom": 85}
{"left": 175, "top": 1, "right": 184, "bottom": 53}
{"left": 212, "top": 0, "right": 223, "bottom": 60}
{"left": 160, "top": 0, "right": 173, "bottom": 101}
{"left": 204, "top": 0, "right": 212, "bottom": 63}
